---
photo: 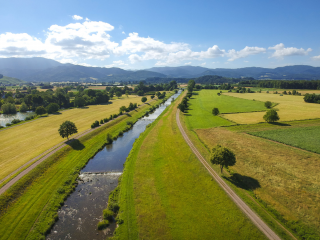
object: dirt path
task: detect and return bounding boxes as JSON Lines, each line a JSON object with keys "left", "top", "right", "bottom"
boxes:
{"left": 176, "top": 109, "right": 281, "bottom": 240}
{"left": 0, "top": 101, "right": 153, "bottom": 196}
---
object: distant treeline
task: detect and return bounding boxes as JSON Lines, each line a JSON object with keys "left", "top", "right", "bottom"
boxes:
{"left": 239, "top": 80, "right": 320, "bottom": 89}
{"left": 145, "top": 75, "right": 254, "bottom": 84}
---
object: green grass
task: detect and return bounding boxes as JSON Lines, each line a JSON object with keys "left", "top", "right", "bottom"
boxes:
{"left": 114, "top": 91, "right": 266, "bottom": 239}
{"left": 184, "top": 90, "right": 267, "bottom": 129}
{"left": 0, "top": 99, "right": 163, "bottom": 240}
{"left": 250, "top": 125, "right": 320, "bottom": 154}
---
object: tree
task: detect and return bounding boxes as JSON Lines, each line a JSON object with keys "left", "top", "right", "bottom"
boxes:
{"left": 264, "top": 101, "right": 272, "bottom": 108}
{"left": 19, "top": 102, "right": 28, "bottom": 112}
{"left": 74, "top": 97, "right": 86, "bottom": 107}
{"left": 177, "top": 103, "right": 185, "bottom": 112}
{"left": 210, "top": 145, "right": 236, "bottom": 173}
{"left": 58, "top": 121, "right": 78, "bottom": 140}
{"left": 35, "top": 106, "right": 46, "bottom": 115}
{"left": 125, "top": 90, "right": 129, "bottom": 97}
{"left": 151, "top": 95, "right": 155, "bottom": 99}
{"left": 46, "top": 103, "right": 59, "bottom": 114}
{"left": 2, "top": 103, "right": 16, "bottom": 114}
{"left": 141, "top": 97, "right": 147, "bottom": 103}
{"left": 263, "top": 110, "right": 280, "bottom": 123}
{"left": 116, "top": 91, "right": 122, "bottom": 98}
{"left": 212, "top": 108, "right": 219, "bottom": 115}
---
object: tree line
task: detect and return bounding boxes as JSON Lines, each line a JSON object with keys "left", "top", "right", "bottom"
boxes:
{"left": 239, "top": 80, "right": 320, "bottom": 89}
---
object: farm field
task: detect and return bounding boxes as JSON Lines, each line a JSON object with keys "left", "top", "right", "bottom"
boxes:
{"left": 116, "top": 92, "right": 266, "bottom": 240}
{"left": 195, "top": 126, "right": 320, "bottom": 239}
{"left": 184, "top": 90, "right": 267, "bottom": 129}
{"left": 249, "top": 125, "right": 320, "bottom": 154}
{"left": 0, "top": 101, "right": 157, "bottom": 240}
{"left": 222, "top": 92, "right": 320, "bottom": 124}
{"left": 0, "top": 95, "right": 145, "bottom": 181}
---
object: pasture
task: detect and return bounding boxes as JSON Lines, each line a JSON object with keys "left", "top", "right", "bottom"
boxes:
{"left": 222, "top": 92, "right": 320, "bottom": 124}
{"left": 0, "top": 95, "right": 145, "bottom": 181}
{"left": 184, "top": 90, "right": 267, "bottom": 129}
{"left": 115, "top": 92, "right": 266, "bottom": 240}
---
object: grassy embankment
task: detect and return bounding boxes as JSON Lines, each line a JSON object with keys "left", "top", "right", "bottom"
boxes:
{"left": 222, "top": 92, "right": 320, "bottom": 124}
{"left": 182, "top": 89, "right": 320, "bottom": 239}
{"left": 0, "top": 95, "right": 169, "bottom": 240}
{"left": 113, "top": 91, "right": 266, "bottom": 240}
{"left": 0, "top": 95, "right": 144, "bottom": 181}
{"left": 184, "top": 89, "right": 267, "bottom": 129}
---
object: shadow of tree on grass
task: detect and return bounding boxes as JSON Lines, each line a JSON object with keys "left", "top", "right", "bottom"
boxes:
{"left": 66, "top": 139, "right": 85, "bottom": 150}
{"left": 223, "top": 173, "right": 260, "bottom": 191}
{"left": 269, "top": 122, "right": 291, "bottom": 126}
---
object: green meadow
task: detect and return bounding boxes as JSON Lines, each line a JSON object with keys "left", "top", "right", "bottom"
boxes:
{"left": 184, "top": 90, "right": 267, "bottom": 129}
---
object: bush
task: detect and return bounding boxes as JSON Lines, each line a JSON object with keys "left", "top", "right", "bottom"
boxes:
{"left": 6, "top": 123, "right": 12, "bottom": 127}
{"left": 0, "top": 126, "right": 4, "bottom": 129}
{"left": 97, "top": 220, "right": 109, "bottom": 230}
{"left": 106, "top": 133, "right": 113, "bottom": 144}
{"left": 100, "top": 119, "right": 104, "bottom": 124}
{"left": 91, "top": 120, "right": 100, "bottom": 128}
{"left": 126, "top": 121, "right": 133, "bottom": 126}
{"left": 103, "top": 209, "right": 114, "bottom": 221}
{"left": 264, "top": 101, "right": 272, "bottom": 108}
{"left": 141, "top": 96, "right": 147, "bottom": 103}
{"left": 108, "top": 202, "right": 120, "bottom": 213}
{"left": 11, "top": 119, "right": 21, "bottom": 124}
{"left": 103, "top": 118, "right": 108, "bottom": 123}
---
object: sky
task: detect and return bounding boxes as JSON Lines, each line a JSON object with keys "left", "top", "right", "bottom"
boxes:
{"left": 1, "top": 0, "right": 320, "bottom": 70}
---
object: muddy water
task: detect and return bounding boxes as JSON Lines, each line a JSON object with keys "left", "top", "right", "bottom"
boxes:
{"left": 47, "top": 91, "right": 181, "bottom": 240}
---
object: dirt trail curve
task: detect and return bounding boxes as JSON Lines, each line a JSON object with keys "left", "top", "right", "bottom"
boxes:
{"left": 0, "top": 101, "right": 152, "bottom": 196}
{"left": 176, "top": 109, "right": 281, "bottom": 240}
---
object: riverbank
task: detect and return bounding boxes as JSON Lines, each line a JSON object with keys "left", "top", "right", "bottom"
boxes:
{"left": 0, "top": 94, "right": 173, "bottom": 240}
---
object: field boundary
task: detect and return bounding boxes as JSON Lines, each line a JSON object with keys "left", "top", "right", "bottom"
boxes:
{"left": 176, "top": 109, "right": 281, "bottom": 240}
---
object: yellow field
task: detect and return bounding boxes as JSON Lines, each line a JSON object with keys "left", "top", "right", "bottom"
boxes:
{"left": 0, "top": 96, "right": 144, "bottom": 181}
{"left": 222, "top": 92, "right": 320, "bottom": 124}
{"left": 196, "top": 127, "right": 320, "bottom": 235}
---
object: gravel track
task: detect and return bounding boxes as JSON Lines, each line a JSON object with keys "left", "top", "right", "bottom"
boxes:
{"left": 176, "top": 109, "right": 281, "bottom": 240}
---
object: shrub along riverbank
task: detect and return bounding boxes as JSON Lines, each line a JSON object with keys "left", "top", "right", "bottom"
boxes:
{"left": 0, "top": 94, "right": 173, "bottom": 240}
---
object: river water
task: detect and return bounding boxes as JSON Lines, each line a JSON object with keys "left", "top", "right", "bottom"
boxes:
{"left": 46, "top": 91, "right": 181, "bottom": 240}
{"left": 0, "top": 111, "right": 34, "bottom": 127}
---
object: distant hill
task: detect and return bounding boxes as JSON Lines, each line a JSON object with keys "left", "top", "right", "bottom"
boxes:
{"left": 1, "top": 57, "right": 320, "bottom": 82}
{"left": 0, "top": 76, "right": 25, "bottom": 85}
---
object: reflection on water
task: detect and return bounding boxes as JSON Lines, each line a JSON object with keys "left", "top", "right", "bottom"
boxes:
{"left": 46, "top": 91, "right": 181, "bottom": 240}
{"left": 0, "top": 111, "right": 35, "bottom": 127}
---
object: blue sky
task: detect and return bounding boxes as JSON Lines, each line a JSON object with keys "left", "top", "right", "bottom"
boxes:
{"left": 1, "top": 0, "right": 320, "bottom": 69}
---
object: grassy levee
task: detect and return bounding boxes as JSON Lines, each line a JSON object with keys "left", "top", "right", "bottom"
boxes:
{"left": 184, "top": 89, "right": 267, "bottom": 129}
{"left": 0, "top": 97, "right": 165, "bottom": 240}
{"left": 114, "top": 91, "right": 266, "bottom": 239}
{"left": 180, "top": 90, "right": 320, "bottom": 239}
{"left": 222, "top": 92, "right": 320, "bottom": 124}
{"left": 0, "top": 96, "right": 143, "bottom": 181}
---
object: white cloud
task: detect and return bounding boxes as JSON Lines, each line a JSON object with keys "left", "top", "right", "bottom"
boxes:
{"left": 59, "top": 58, "right": 77, "bottom": 64}
{"left": 45, "top": 20, "right": 118, "bottom": 60}
{"left": 269, "top": 43, "right": 312, "bottom": 59}
{"left": 72, "top": 15, "right": 83, "bottom": 20}
{"left": 200, "top": 62, "right": 206, "bottom": 66}
{"left": 0, "top": 32, "right": 46, "bottom": 57}
{"left": 184, "top": 62, "right": 192, "bottom": 65}
{"left": 85, "top": 18, "right": 90, "bottom": 21}
{"left": 227, "top": 46, "right": 266, "bottom": 61}
{"left": 312, "top": 55, "right": 320, "bottom": 60}
{"left": 105, "top": 60, "right": 128, "bottom": 68}
{"left": 122, "top": 31, "right": 125, "bottom": 34}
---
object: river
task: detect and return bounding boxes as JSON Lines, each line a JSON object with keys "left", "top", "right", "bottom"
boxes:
{"left": 46, "top": 91, "right": 181, "bottom": 240}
